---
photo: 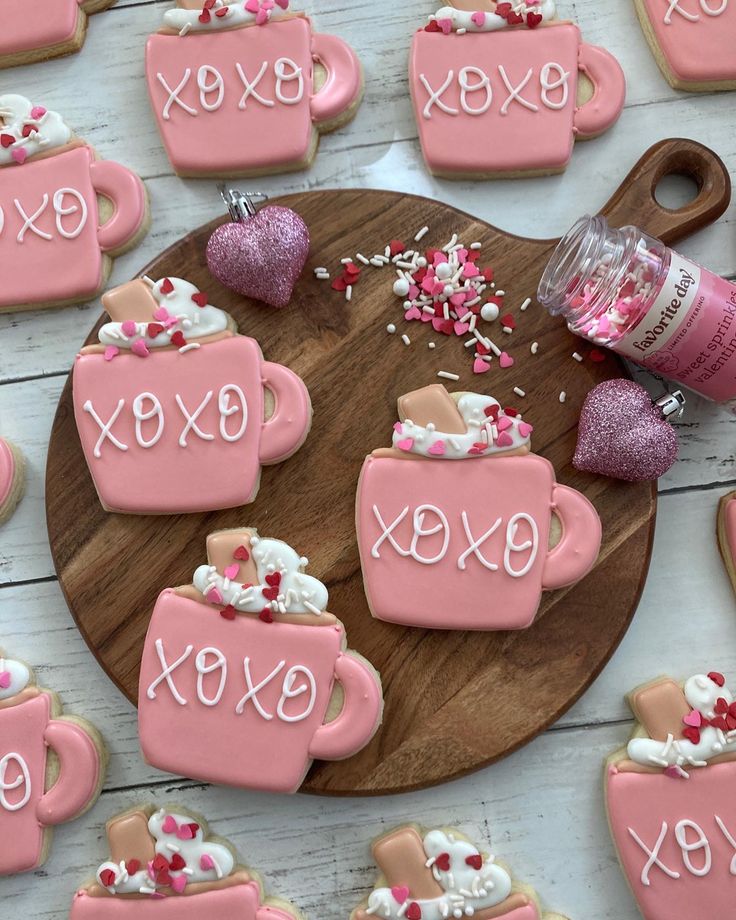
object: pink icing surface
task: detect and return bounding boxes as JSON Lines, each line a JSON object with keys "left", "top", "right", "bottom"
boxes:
{"left": 607, "top": 761, "right": 736, "bottom": 919}
{"left": 0, "top": 693, "right": 101, "bottom": 876}
{"left": 145, "top": 17, "right": 362, "bottom": 175}
{"left": 71, "top": 880, "right": 295, "bottom": 920}
{"left": 409, "top": 22, "right": 625, "bottom": 175}
{"left": 356, "top": 452, "right": 601, "bottom": 630}
{"left": 0, "top": 438, "right": 15, "bottom": 507}
{"left": 138, "top": 590, "right": 383, "bottom": 793}
{"left": 0, "top": 0, "right": 81, "bottom": 56}
{"left": 640, "top": 0, "right": 735, "bottom": 84}
{"left": 0, "top": 145, "right": 147, "bottom": 310}
{"left": 72, "top": 335, "right": 311, "bottom": 514}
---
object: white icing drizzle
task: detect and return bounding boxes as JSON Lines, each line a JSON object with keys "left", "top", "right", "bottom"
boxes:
{"left": 96, "top": 809, "right": 235, "bottom": 896}
{"left": 430, "top": 0, "right": 556, "bottom": 32}
{"left": 0, "top": 657, "right": 31, "bottom": 701}
{"left": 98, "top": 277, "right": 229, "bottom": 349}
{"left": 663, "top": 0, "right": 728, "bottom": 24}
{"left": 163, "top": 0, "right": 288, "bottom": 35}
{"left": 628, "top": 673, "right": 736, "bottom": 770}
{"left": 0, "top": 753, "right": 31, "bottom": 812}
{"left": 367, "top": 830, "right": 512, "bottom": 920}
{"left": 193, "top": 534, "right": 329, "bottom": 615}
{"left": 0, "top": 95, "right": 72, "bottom": 167}
{"left": 392, "top": 393, "right": 532, "bottom": 459}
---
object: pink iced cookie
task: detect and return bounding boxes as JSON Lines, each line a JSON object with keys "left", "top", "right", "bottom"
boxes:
{"left": 0, "top": 437, "right": 25, "bottom": 524}
{"left": 145, "top": 2, "right": 363, "bottom": 177}
{"left": 0, "top": 650, "right": 107, "bottom": 876}
{"left": 0, "top": 93, "right": 149, "bottom": 314}
{"left": 0, "top": 0, "right": 116, "bottom": 69}
{"left": 607, "top": 670, "right": 736, "bottom": 920}
{"left": 71, "top": 803, "right": 302, "bottom": 919}
{"left": 356, "top": 384, "right": 602, "bottom": 630}
{"left": 73, "top": 277, "right": 312, "bottom": 514}
{"left": 717, "top": 491, "right": 736, "bottom": 598}
{"left": 351, "top": 824, "right": 567, "bottom": 920}
{"left": 409, "top": 1, "right": 626, "bottom": 178}
{"left": 634, "top": 0, "right": 735, "bottom": 91}
{"left": 138, "top": 528, "right": 383, "bottom": 793}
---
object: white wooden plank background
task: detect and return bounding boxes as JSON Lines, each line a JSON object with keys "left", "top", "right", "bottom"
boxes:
{"left": 1, "top": 0, "right": 735, "bottom": 916}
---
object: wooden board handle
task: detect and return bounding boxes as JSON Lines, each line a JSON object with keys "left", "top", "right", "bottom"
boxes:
{"left": 599, "top": 138, "right": 731, "bottom": 246}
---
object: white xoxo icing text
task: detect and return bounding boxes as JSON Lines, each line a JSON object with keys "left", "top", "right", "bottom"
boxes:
{"left": 0, "top": 188, "right": 88, "bottom": 244}
{"left": 83, "top": 385, "right": 248, "bottom": 457}
{"left": 663, "top": 0, "right": 728, "bottom": 24}
{"left": 371, "top": 505, "right": 539, "bottom": 577}
{"left": 419, "top": 63, "right": 570, "bottom": 119}
{"left": 0, "top": 753, "right": 31, "bottom": 812}
{"left": 147, "top": 640, "right": 317, "bottom": 723}
{"left": 157, "top": 59, "right": 305, "bottom": 120}
{"left": 629, "top": 816, "right": 736, "bottom": 885}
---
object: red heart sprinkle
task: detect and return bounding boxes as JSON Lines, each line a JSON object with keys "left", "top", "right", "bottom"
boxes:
{"left": 160, "top": 278, "right": 174, "bottom": 294}
{"left": 500, "top": 313, "right": 516, "bottom": 329}
{"left": 215, "top": 6, "right": 228, "bottom": 14}
{"left": 331, "top": 277, "right": 348, "bottom": 292}
{"left": 262, "top": 586, "right": 279, "bottom": 602}
{"left": 169, "top": 853, "right": 186, "bottom": 871}
{"left": 0, "top": 134, "right": 15, "bottom": 148}
{"left": 265, "top": 572, "right": 281, "bottom": 587}
{"left": 465, "top": 854, "right": 483, "bottom": 870}
{"left": 526, "top": 11, "right": 543, "bottom": 27}
{"left": 198, "top": 8, "right": 211, "bottom": 22}
{"left": 727, "top": 714, "right": 736, "bottom": 731}
{"left": 711, "top": 716, "right": 728, "bottom": 731}
{"left": 435, "top": 852, "right": 450, "bottom": 871}
{"left": 259, "top": 607, "right": 274, "bottom": 623}
{"left": 715, "top": 697, "right": 729, "bottom": 714}
{"left": 126, "top": 860, "right": 141, "bottom": 875}
{"left": 425, "top": 18, "right": 441, "bottom": 30}
{"left": 21, "top": 124, "right": 36, "bottom": 138}
{"left": 204, "top": 0, "right": 216, "bottom": 7}
{"left": 389, "top": 240, "right": 405, "bottom": 257}
{"left": 507, "top": 10, "right": 524, "bottom": 23}
{"left": 170, "top": 331, "right": 186, "bottom": 347}
{"left": 186, "top": 823, "right": 200, "bottom": 837}
{"left": 100, "top": 869, "right": 116, "bottom": 887}
{"left": 709, "top": 671, "right": 726, "bottom": 687}
{"left": 482, "top": 268, "right": 495, "bottom": 282}
{"left": 682, "top": 726, "right": 701, "bottom": 744}
{"left": 504, "top": 407, "right": 519, "bottom": 417}
{"left": 220, "top": 605, "right": 237, "bottom": 620}
{"left": 152, "top": 855, "right": 169, "bottom": 875}
{"left": 589, "top": 349, "right": 606, "bottom": 363}
{"left": 483, "top": 404, "right": 499, "bottom": 420}
{"left": 406, "top": 903, "right": 422, "bottom": 920}
{"left": 234, "top": 545, "right": 250, "bottom": 561}
{"left": 192, "top": 292, "right": 208, "bottom": 307}
{"left": 147, "top": 323, "right": 164, "bottom": 338}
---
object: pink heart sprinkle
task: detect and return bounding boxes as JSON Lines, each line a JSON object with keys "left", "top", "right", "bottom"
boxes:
{"left": 428, "top": 441, "right": 446, "bottom": 456}
{"left": 396, "top": 438, "right": 414, "bottom": 452}
{"left": 405, "top": 306, "right": 422, "bottom": 321}
{"left": 162, "top": 816, "right": 177, "bottom": 834}
{"left": 11, "top": 148, "right": 27, "bottom": 165}
{"left": 391, "top": 887, "right": 410, "bottom": 905}
{"left": 454, "top": 321, "right": 470, "bottom": 336}
{"left": 152, "top": 307, "right": 170, "bottom": 322}
{"left": 223, "top": 563, "right": 239, "bottom": 580}
{"left": 30, "top": 106, "right": 46, "bottom": 119}
{"left": 664, "top": 766, "right": 683, "bottom": 779}
{"left": 207, "top": 587, "right": 224, "bottom": 605}
{"left": 496, "top": 432, "right": 514, "bottom": 447}
{"left": 473, "top": 358, "right": 490, "bottom": 374}
{"left": 0, "top": 672, "right": 11, "bottom": 689}
{"left": 200, "top": 854, "right": 215, "bottom": 871}
{"left": 275, "top": 0, "right": 289, "bottom": 7}
{"left": 463, "top": 263, "right": 479, "bottom": 278}
{"left": 518, "top": 422, "right": 533, "bottom": 438}
{"left": 245, "top": 0, "right": 259, "bottom": 9}
{"left": 131, "top": 339, "right": 150, "bottom": 358}
{"left": 497, "top": 416, "right": 512, "bottom": 431}
{"left": 683, "top": 710, "right": 702, "bottom": 728}
{"left": 450, "top": 293, "right": 467, "bottom": 307}
{"left": 256, "top": 8, "right": 268, "bottom": 23}
{"left": 393, "top": 422, "right": 403, "bottom": 434}
{"left": 471, "top": 10, "right": 486, "bottom": 25}
{"left": 121, "top": 320, "right": 137, "bottom": 337}
{"left": 103, "top": 346, "right": 119, "bottom": 362}
{"left": 438, "top": 16, "right": 452, "bottom": 32}
{"left": 499, "top": 352, "right": 514, "bottom": 369}
{"left": 170, "top": 876, "right": 187, "bottom": 894}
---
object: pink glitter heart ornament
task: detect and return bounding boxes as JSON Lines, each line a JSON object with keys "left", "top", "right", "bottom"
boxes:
{"left": 574, "top": 379, "right": 679, "bottom": 482}
{"left": 206, "top": 205, "right": 309, "bottom": 309}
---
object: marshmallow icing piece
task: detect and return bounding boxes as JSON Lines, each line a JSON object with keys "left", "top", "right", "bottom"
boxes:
{"left": 0, "top": 94, "right": 72, "bottom": 166}
{"left": 163, "top": 0, "right": 289, "bottom": 34}
{"left": 0, "top": 656, "right": 31, "bottom": 700}
{"left": 433, "top": 0, "right": 557, "bottom": 31}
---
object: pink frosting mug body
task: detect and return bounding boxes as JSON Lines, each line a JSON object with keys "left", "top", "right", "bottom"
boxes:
{"left": 410, "top": 21, "right": 625, "bottom": 175}
{"left": 0, "top": 0, "right": 82, "bottom": 57}
{"left": 0, "top": 692, "right": 101, "bottom": 875}
{"left": 138, "top": 590, "right": 382, "bottom": 793}
{"left": 145, "top": 16, "right": 361, "bottom": 175}
{"left": 72, "top": 335, "right": 311, "bottom": 514}
{"left": 0, "top": 145, "right": 146, "bottom": 310}
{"left": 71, "top": 879, "right": 295, "bottom": 920}
{"left": 607, "top": 762, "right": 736, "bottom": 919}
{"left": 356, "top": 452, "right": 601, "bottom": 630}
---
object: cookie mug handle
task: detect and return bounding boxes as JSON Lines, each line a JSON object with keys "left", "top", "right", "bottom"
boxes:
{"left": 259, "top": 362, "right": 312, "bottom": 463}
{"left": 36, "top": 719, "right": 100, "bottom": 826}
{"left": 574, "top": 42, "right": 626, "bottom": 139}
{"left": 89, "top": 159, "right": 147, "bottom": 253}
{"left": 310, "top": 32, "right": 362, "bottom": 127}
{"left": 542, "top": 483, "right": 602, "bottom": 590}
{"left": 308, "top": 653, "right": 382, "bottom": 760}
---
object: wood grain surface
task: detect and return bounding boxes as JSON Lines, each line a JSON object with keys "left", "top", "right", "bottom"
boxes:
{"left": 46, "top": 138, "right": 730, "bottom": 795}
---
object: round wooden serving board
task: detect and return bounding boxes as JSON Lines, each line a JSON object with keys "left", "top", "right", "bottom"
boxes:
{"left": 47, "top": 139, "right": 730, "bottom": 795}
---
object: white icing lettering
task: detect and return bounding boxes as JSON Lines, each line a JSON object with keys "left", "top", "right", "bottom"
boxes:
{"left": 715, "top": 815, "right": 736, "bottom": 875}
{"left": 276, "top": 666, "right": 317, "bottom": 722}
{"left": 675, "top": 820, "right": 711, "bottom": 877}
{"left": 628, "top": 823, "right": 681, "bottom": 886}
{"left": 147, "top": 639, "right": 193, "bottom": 706}
{"left": 195, "top": 647, "right": 227, "bottom": 707}
{"left": 236, "top": 61, "right": 274, "bottom": 109}
{"left": 458, "top": 511, "right": 501, "bottom": 571}
{"left": 176, "top": 390, "right": 214, "bottom": 446}
{"left": 197, "top": 65, "right": 225, "bottom": 111}
{"left": 0, "top": 205, "right": 4, "bottom": 238}
{"left": 410, "top": 504, "right": 450, "bottom": 565}
{"left": 459, "top": 66, "right": 493, "bottom": 115}
{"left": 218, "top": 384, "right": 248, "bottom": 442}
{"left": 15, "top": 194, "right": 52, "bottom": 242}
{"left": 158, "top": 69, "right": 198, "bottom": 119}
{"left": 664, "top": 0, "right": 727, "bottom": 21}
{"left": 133, "top": 392, "right": 164, "bottom": 449}
{"left": 540, "top": 63, "right": 570, "bottom": 110}
{"left": 504, "top": 513, "right": 539, "bottom": 578}
{"left": 499, "top": 66, "right": 538, "bottom": 114}
{"left": 235, "top": 657, "right": 286, "bottom": 720}
{"left": 420, "top": 71, "right": 459, "bottom": 118}
{"left": 371, "top": 505, "right": 411, "bottom": 559}
{"left": 53, "top": 188, "right": 88, "bottom": 240}
{"left": 274, "top": 57, "right": 304, "bottom": 105}
{"left": 83, "top": 398, "right": 129, "bottom": 458}
{"left": 0, "top": 754, "right": 31, "bottom": 812}
{"left": 701, "top": 0, "right": 728, "bottom": 13}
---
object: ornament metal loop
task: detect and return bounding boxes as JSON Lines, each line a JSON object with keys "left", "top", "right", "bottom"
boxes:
{"left": 218, "top": 185, "right": 269, "bottom": 223}
{"left": 654, "top": 389, "right": 686, "bottom": 420}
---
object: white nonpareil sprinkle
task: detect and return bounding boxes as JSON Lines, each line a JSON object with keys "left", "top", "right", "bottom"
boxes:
{"left": 495, "top": 289, "right": 505, "bottom": 296}
{"left": 559, "top": 391, "right": 567, "bottom": 403}
{"left": 414, "top": 226, "right": 429, "bottom": 242}
{"left": 402, "top": 334, "right": 411, "bottom": 346}
{"left": 520, "top": 297, "right": 532, "bottom": 311}
{"left": 502, "top": 326, "right": 513, "bottom": 335}
{"left": 531, "top": 341, "right": 539, "bottom": 354}
{"left": 387, "top": 323, "right": 397, "bottom": 334}
{"left": 470, "top": 242, "right": 482, "bottom": 249}
{"left": 428, "top": 342, "right": 436, "bottom": 349}
{"left": 572, "top": 352, "right": 583, "bottom": 362}
{"left": 340, "top": 257, "right": 353, "bottom": 265}
{"left": 513, "top": 387, "right": 526, "bottom": 398}
{"left": 437, "top": 371, "right": 460, "bottom": 381}
{"left": 345, "top": 285, "right": 352, "bottom": 301}
{"left": 179, "top": 343, "right": 201, "bottom": 354}
{"left": 314, "top": 267, "right": 328, "bottom": 274}
{"left": 356, "top": 253, "right": 370, "bottom": 265}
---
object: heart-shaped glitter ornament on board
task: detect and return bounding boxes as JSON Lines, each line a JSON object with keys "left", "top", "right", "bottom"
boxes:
{"left": 574, "top": 379, "right": 684, "bottom": 482}
{"left": 206, "top": 189, "right": 309, "bottom": 309}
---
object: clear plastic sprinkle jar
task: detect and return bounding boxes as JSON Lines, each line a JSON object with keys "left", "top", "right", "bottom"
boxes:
{"left": 538, "top": 215, "right": 736, "bottom": 402}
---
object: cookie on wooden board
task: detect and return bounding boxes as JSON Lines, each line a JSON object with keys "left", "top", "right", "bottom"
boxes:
{"left": 0, "top": 437, "right": 25, "bottom": 524}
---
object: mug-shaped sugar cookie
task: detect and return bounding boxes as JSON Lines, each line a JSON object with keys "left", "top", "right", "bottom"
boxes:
{"left": 634, "top": 0, "right": 735, "bottom": 91}
{"left": 71, "top": 804, "right": 301, "bottom": 916}
{"left": 138, "top": 529, "right": 383, "bottom": 793}
{"left": 0, "top": 94, "right": 149, "bottom": 314}
{"left": 146, "top": 2, "right": 363, "bottom": 177}
{"left": 356, "top": 385, "right": 602, "bottom": 630}
{"left": 73, "top": 277, "right": 312, "bottom": 514}
{"left": 607, "top": 670, "right": 736, "bottom": 919}
{"left": 0, "top": 651, "right": 106, "bottom": 876}
{"left": 0, "top": 0, "right": 116, "bottom": 69}
{"left": 410, "top": 1, "right": 626, "bottom": 177}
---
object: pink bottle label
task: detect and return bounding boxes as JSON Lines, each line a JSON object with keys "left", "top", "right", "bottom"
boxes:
{"left": 612, "top": 251, "right": 736, "bottom": 401}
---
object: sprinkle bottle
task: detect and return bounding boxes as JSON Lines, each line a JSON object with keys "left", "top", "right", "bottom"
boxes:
{"left": 538, "top": 215, "right": 736, "bottom": 402}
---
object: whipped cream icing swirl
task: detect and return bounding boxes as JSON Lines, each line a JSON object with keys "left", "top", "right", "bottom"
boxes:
{"left": 0, "top": 95, "right": 71, "bottom": 167}
{"left": 431, "top": 0, "right": 556, "bottom": 32}
{"left": 163, "top": 0, "right": 290, "bottom": 35}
